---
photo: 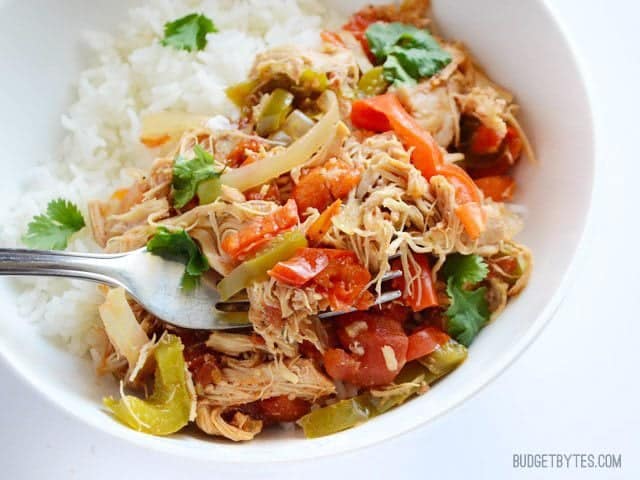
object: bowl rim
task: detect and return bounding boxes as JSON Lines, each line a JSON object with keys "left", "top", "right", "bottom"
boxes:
{"left": 0, "top": 0, "right": 596, "bottom": 463}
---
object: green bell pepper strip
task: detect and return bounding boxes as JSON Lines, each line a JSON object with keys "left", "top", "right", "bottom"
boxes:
{"left": 103, "top": 334, "right": 194, "bottom": 436}
{"left": 298, "top": 339, "right": 467, "bottom": 438}
{"left": 256, "top": 88, "right": 295, "bottom": 136}
{"left": 216, "top": 230, "right": 307, "bottom": 301}
{"left": 196, "top": 176, "right": 222, "bottom": 205}
{"left": 358, "top": 66, "right": 389, "bottom": 97}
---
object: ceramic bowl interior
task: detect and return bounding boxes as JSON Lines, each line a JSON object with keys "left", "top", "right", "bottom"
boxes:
{"left": 0, "top": 0, "right": 593, "bottom": 462}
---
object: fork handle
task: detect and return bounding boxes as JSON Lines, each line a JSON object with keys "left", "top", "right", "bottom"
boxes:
{"left": 0, "top": 248, "right": 126, "bottom": 287}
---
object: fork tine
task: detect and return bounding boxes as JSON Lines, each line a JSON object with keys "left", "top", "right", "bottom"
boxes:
{"left": 317, "top": 289, "right": 402, "bottom": 319}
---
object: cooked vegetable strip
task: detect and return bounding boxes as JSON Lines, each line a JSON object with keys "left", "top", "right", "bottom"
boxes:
{"left": 221, "top": 90, "right": 340, "bottom": 191}
{"left": 22, "top": 199, "right": 85, "bottom": 250}
{"left": 98, "top": 287, "right": 149, "bottom": 369}
{"left": 139, "top": 111, "right": 208, "bottom": 147}
{"left": 217, "top": 231, "right": 308, "bottom": 300}
{"left": 256, "top": 89, "right": 295, "bottom": 136}
{"left": 474, "top": 175, "right": 515, "bottom": 201}
{"left": 104, "top": 334, "right": 195, "bottom": 435}
{"left": 146, "top": 227, "right": 209, "bottom": 290}
{"left": 160, "top": 13, "right": 217, "bottom": 52}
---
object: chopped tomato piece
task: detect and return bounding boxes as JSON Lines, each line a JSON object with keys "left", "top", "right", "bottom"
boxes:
{"left": 391, "top": 255, "right": 438, "bottom": 312}
{"left": 221, "top": 199, "right": 299, "bottom": 260}
{"left": 474, "top": 175, "right": 515, "bottom": 201}
{"left": 351, "top": 94, "right": 444, "bottom": 178}
{"left": 245, "top": 182, "right": 280, "bottom": 202}
{"left": 259, "top": 396, "right": 311, "bottom": 422}
{"left": 312, "top": 250, "right": 374, "bottom": 311}
{"left": 505, "top": 125, "right": 523, "bottom": 160}
{"left": 324, "top": 311, "right": 408, "bottom": 387}
{"left": 306, "top": 199, "right": 342, "bottom": 245}
{"left": 227, "top": 139, "right": 261, "bottom": 168}
{"left": 293, "top": 159, "right": 360, "bottom": 213}
{"left": 267, "top": 248, "right": 330, "bottom": 286}
{"left": 469, "top": 124, "right": 503, "bottom": 156}
{"left": 406, "top": 327, "right": 450, "bottom": 362}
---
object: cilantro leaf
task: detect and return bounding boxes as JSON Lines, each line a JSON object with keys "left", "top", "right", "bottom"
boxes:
{"left": 442, "top": 254, "right": 490, "bottom": 346}
{"left": 160, "top": 13, "right": 217, "bottom": 52}
{"left": 146, "top": 227, "right": 209, "bottom": 290}
{"left": 445, "top": 279, "right": 490, "bottom": 347}
{"left": 172, "top": 145, "right": 221, "bottom": 208}
{"left": 442, "top": 254, "right": 489, "bottom": 287}
{"left": 22, "top": 199, "right": 85, "bottom": 250}
{"left": 365, "top": 22, "right": 452, "bottom": 87}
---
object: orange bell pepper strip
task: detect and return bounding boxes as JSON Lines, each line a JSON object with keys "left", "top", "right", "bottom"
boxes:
{"left": 351, "top": 93, "right": 443, "bottom": 178}
{"left": 474, "top": 175, "right": 516, "bottom": 201}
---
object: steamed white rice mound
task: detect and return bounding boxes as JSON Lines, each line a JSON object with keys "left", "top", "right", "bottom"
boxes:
{"left": 0, "top": 0, "right": 338, "bottom": 355}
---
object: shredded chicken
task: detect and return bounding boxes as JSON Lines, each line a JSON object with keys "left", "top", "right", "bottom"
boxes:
{"left": 201, "top": 357, "right": 335, "bottom": 407}
{"left": 247, "top": 279, "right": 330, "bottom": 357}
{"left": 195, "top": 404, "right": 263, "bottom": 442}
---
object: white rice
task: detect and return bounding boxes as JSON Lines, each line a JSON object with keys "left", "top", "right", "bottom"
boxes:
{"left": 0, "top": 0, "right": 338, "bottom": 355}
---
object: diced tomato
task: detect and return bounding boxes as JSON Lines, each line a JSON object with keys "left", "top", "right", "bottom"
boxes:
{"left": 293, "top": 159, "right": 360, "bottom": 214}
{"left": 306, "top": 199, "right": 342, "bottom": 245}
{"left": 474, "top": 175, "right": 515, "bottom": 202}
{"left": 227, "top": 139, "right": 261, "bottom": 168}
{"left": 312, "top": 250, "right": 374, "bottom": 311}
{"left": 406, "top": 327, "right": 450, "bottom": 362}
{"left": 391, "top": 255, "right": 438, "bottom": 312}
{"left": 342, "top": 12, "right": 377, "bottom": 60}
{"left": 245, "top": 182, "right": 281, "bottom": 202}
{"left": 267, "top": 248, "right": 330, "bottom": 286}
{"left": 186, "top": 352, "right": 221, "bottom": 386}
{"left": 469, "top": 124, "right": 504, "bottom": 156}
{"left": 505, "top": 125, "right": 523, "bottom": 160}
{"left": 258, "top": 396, "right": 311, "bottom": 422}
{"left": 324, "top": 311, "right": 409, "bottom": 387}
{"left": 221, "top": 198, "right": 299, "bottom": 260}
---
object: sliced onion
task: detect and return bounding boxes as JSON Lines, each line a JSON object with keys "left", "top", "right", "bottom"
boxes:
{"left": 98, "top": 287, "right": 149, "bottom": 368}
{"left": 282, "top": 109, "right": 315, "bottom": 140}
{"left": 140, "top": 111, "right": 209, "bottom": 147}
{"left": 221, "top": 90, "right": 340, "bottom": 192}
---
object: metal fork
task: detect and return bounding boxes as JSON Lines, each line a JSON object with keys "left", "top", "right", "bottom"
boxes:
{"left": 0, "top": 247, "right": 402, "bottom": 330}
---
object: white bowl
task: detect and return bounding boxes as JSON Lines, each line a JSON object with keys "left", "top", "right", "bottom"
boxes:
{"left": 0, "top": 0, "right": 594, "bottom": 462}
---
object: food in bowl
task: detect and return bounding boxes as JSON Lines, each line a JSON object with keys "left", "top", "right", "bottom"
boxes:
{"left": 15, "top": 0, "right": 533, "bottom": 440}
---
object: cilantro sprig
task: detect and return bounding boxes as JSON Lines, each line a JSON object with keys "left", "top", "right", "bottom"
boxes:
{"left": 172, "top": 145, "right": 222, "bottom": 208}
{"left": 146, "top": 227, "right": 209, "bottom": 290}
{"left": 160, "top": 13, "right": 217, "bottom": 52}
{"left": 442, "top": 254, "right": 490, "bottom": 347}
{"left": 22, "top": 199, "right": 86, "bottom": 250}
{"left": 365, "top": 22, "right": 452, "bottom": 87}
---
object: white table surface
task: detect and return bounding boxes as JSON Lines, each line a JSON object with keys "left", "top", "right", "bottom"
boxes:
{"left": 2, "top": 1, "right": 639, "bottom": 478}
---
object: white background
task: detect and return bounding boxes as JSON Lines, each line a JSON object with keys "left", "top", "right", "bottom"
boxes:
{"left": 2, "top": 1, "right": 639, "bottom": 478}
